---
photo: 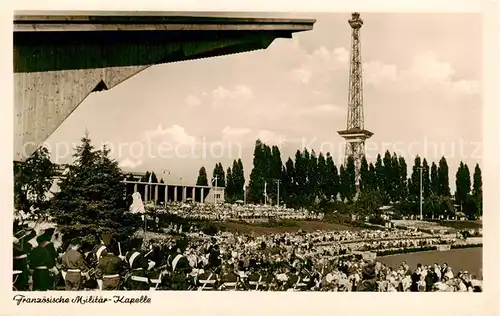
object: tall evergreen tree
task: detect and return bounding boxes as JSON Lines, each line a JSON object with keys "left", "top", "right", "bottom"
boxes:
{"left": 212, "top": 163, "right": 226, "bottom": 188}
{"left": 398, "top": 157, "right": 408, "bottom": 201}
{"left": 317, "top": 153, "right": 327, "bottom": 199}
{"left": 294, "top": 150, "right": 308, "bottom": 204}
{"left": 325, "top": 153, "right": 339, "bottom": 201}
{"left": 50, "top": 133, "right": 140, "bottom": 243}
{"left": 196, "top": 166, "right": 209, "bottom": 186}
{"left": 359, "top": 156, "right": 371, "bottom": 193}
{"left": 455, "top": 162, "right": 472, "bottom": 212}
{"left": 409, "top": 156, "right": 422, "bottom": 202}
{"left": 472, "top": 163, "right": 483, "bottom": 217}
{"left": 368, "top": 163, "right": 377, "bottom": 194}
{"left": 338, "top": 164, "right": 347, "bottom": 202}
{"left": 231, "top": 159, "right": 245, "bottom": 201}
{"left": 430, "top": 162, "right": 439, "bottom": 196}
{"left": 283, "top": 157, "right": 296, "bottom": 204}
{"left": 390, "top": 153, "right": 400, "bottom": 202}
{"left": 248, "top": 139, "right": 266, "bottom": 203}
{"left": 344, "top": 156, "right": 356, "bottom": 202}
{"left": 309, "top": 150, "right": 319, "bottom": 201}
{"left": 422, "top": 158, "right": 431, "bottom": 199}
{"left": 226, "top": 167, "right": 234, "bottom": 201}
{"left": 382, "top": 151, "right": 393, "bottom": 200}
{"left": 438, "top": 156, "right": 451, "bottom": 196}
{"left": 374, "top": 154, "right": 384, "bottom": 194}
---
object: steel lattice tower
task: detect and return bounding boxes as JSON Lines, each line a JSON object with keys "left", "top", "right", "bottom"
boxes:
{"left": 337, "top": 12, "right": 373, "bottom": 191}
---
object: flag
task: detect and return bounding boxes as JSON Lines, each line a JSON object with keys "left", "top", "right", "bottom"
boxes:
{"left": 264, "top": 182, "right": 267, "bottom": 197}
{"left": 149, "top": 173, "right": 152, "bottom": 183}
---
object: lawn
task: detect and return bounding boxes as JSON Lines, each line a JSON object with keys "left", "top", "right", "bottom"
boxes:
{"left": 214, "top": 220, "right": 360, "bottom": 235}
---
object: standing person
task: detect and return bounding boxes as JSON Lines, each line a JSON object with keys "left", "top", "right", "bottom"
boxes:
{"left": 410, "top": 264, "right": 422, "bottom": 292}
{"left": 96, "top": 240, "right": 126, "bottom": 290}
{"left": 29, "top": 235, "right": 57, "bottom": 291}
{"left": 13, "top": 229, "right": 35, "bottom": 291}
{"left": 60, "top": 238, "right": 89, "bottom": 291}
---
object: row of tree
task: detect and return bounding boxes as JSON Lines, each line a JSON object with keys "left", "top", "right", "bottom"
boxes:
{"left": 221, "top": 139, "right": 483, "bottom": 218}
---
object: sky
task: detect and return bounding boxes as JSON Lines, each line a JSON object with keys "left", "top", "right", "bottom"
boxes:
{"left": 44, "top": 12, "right": 483, "bottom": 191}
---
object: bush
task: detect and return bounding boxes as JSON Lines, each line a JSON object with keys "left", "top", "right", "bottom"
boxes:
{"left": 368, "top": 215, "right": 387, "bottom": 226}
{"left": 200, "top": 223, "right": 219, "bottom": 236}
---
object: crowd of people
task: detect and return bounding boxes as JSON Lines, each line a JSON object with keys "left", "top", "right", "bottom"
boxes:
{"left": 154, "top": 202, "right": 324, "bottom": 222}
{"left": 13, "top": 219, "right": 482, "bottom": 292}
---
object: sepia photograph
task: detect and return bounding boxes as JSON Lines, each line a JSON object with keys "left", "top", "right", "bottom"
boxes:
{"left": 12, "top": 10, "right": 483, "bottom": 293}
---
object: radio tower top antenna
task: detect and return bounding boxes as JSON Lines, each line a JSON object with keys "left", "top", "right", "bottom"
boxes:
{"left": 337, "top": 12, "right": 374, "bottom": 194}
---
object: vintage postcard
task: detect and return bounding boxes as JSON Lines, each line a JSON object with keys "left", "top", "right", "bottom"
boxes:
{"left": 4, "top": 2, "right": 498, "bottom": 315}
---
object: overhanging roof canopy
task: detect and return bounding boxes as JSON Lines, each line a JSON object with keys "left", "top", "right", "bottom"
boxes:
{"left": 13, "top": 12, "right": 315, "bottom": 162}
{"left": 14, "top": 12, "right": 315, "bottom": 73}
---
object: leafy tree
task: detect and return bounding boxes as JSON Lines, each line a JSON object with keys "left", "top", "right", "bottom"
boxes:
{"left": 425, "top": 195, "right": 454, "bottom": 220}
{"left": 354, "top": 190, "right": 384, "bottom": 216}
{"left": 438, "top": 156, "right": 451, "bottom": 196}
{"left": 14, "top": 147, "right": 57, "bottom": 216}
{"left": 196, "top": 166, "right": 209, "bottom": 186}
{"left": 50, "top": 133, "right": 140, "bottom": 243}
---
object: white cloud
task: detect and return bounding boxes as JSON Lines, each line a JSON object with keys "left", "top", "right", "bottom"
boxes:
{"left": 299, "top": 104, "right": 345, "bottom": 116}
{"left": 221, "top": 126, "right": 251, "bottom": 140}
{"left": 363, "top": 61, "right": 398, "bottom": 86}
{"left": 256, "top": 129, "right": 286, "bottom": 146}
{"left": 210, "top": 85, "right": 253, "bottom": 108}
{"left": 145, "top": 124, "right": 196, "bottom": 145}
{"left": 185, "top": 95, "right": 202, "bottom": 107}
{"left": 119, "top": 158, "right": 143, "bottom": 169}
{"left": 289, "top": 46, "right": 480, "bottom": 96}
{"left": 289, "top": 46, "right": 348, "bottom": 84}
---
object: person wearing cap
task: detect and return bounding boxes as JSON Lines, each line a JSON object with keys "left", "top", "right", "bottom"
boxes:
{"left": 61, "top": 237, "right": 89, "bottom": 291}
{"left": 169, "top": 241, "right": 193, "bottom": 290}
{"left": 96, "top": 240, "right": 126, "bottom": 290}
{"left": 124, "top": 238, "right": 150, "bottom": 291}
{"left": 29, "top": 235, "right": 56, "bottom": 291}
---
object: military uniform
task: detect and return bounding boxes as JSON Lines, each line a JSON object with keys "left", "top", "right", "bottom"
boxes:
{"left": 220, "top": 269, "right": 239, "bottom": 291}
{"left": 13, "top": 241, "right": 29, "bottom": 290}
{"left": 29, "top": 236, "right": 56, "bottom": 291}
{"left": 197, "top": 268, "right": 218, "bottom": 291}
{"left": 97, "top": 253, "right": 125, "bottom": 290}
{"left": 125, "top": 250, "right": 150, "bottom": 290}
{"left": 61, "top": 238, "right": 89, "bottom": 291}
{"left": 170, "top": 253, "right": 192, "bottom": 290}
{"left": 13, "top": 229, "right": 34, "bottom": 291}
{"left": 247, "top": 270, "right": 264, "bottom": 291}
